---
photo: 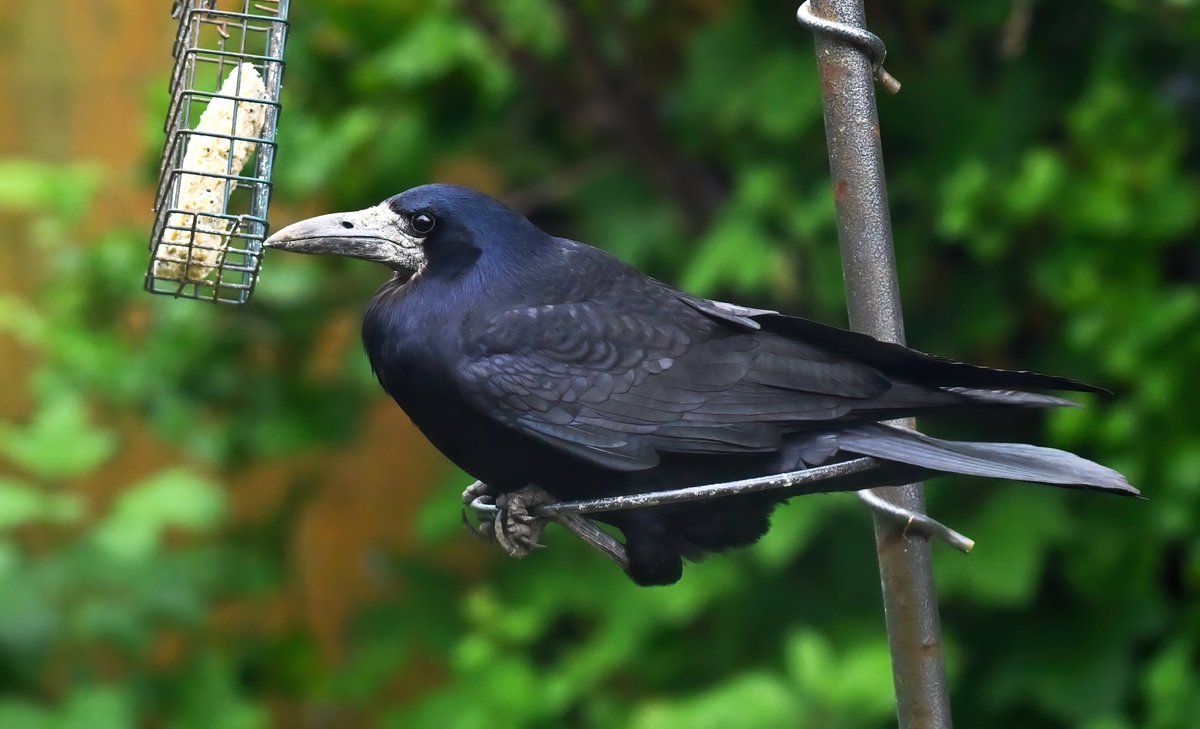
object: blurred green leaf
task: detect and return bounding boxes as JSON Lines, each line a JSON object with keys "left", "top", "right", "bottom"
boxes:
{"left": 0, "top": 160, "right": 102, "bottom": 221}
{"left": 0, "top": 393, "right": 117, "bottom": 479}
{"left": 630, "top": 673, "right": 797, "bottom": 729}
{"left": 785, "top": 630, "right": 895, "bottom": 723}
{"left": 92, "top": 470, "right": 225, "bottom": 561}
{"left": 0, "top": 702, "right": 52, "bottom": 729}
{"left": 935, "top": 488, "right": 1071, "bottom": 606}
{"left": 0, "top": 478, "right": 82, "bottom": 530}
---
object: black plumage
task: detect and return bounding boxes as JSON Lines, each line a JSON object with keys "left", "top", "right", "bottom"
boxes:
{"left": 265, "top": 184, "right": 1136, "bottom": 586}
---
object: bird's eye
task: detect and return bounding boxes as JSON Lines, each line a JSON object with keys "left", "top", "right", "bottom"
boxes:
{"left": 410, "top": 212, "right": 436, "bottom": 235}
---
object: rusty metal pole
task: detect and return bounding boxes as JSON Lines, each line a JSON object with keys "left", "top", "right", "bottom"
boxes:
{"left": 800, "top": 1, "right": 953, "bottom": 727}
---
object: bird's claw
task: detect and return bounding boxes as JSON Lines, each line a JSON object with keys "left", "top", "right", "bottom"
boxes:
{"left": 461, "top": 481, "right": 498, "bottom": 542}
{"left": 492, "top": 486, "right": 555, "bottom": 558}
{"left": 461, "top": 507, "right": 496, "bottom": 542}
{"left": 461, "top": 480, "right": 493, "bottom": 507}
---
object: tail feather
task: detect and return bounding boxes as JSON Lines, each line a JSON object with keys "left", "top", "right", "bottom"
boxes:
{"left": 946, "top": 387, "right": 1082, "bottom": 409}
{"left": 837, "top": 423, "right": 1138, "bottom": 496}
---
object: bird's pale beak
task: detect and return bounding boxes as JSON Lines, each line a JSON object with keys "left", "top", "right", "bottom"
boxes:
{"left": 264, "top": 205, "right": 426, "bottom": 273}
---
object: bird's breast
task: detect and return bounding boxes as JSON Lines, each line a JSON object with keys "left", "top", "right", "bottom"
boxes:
{"left": 360, "top": 278, "right": 531, "bottom": 486}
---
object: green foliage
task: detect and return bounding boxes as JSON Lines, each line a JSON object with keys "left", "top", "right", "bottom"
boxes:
{"left": 0, "top": 167, "right": 262, "bottom": 727}
{"left": 0, "top": 392, "right": 117, "bottom": 480}
{"left": 92, "top": 470, "right": 225, "bottom": 562}
{"left": 3, "top": 0, "right": 1199, "bottom": 727}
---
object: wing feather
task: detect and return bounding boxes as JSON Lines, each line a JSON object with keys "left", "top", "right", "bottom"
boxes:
{"left": 456, "top": 281, "right": 926, "bottom": 470}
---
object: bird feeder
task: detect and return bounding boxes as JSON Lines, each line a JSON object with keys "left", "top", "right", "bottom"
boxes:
{"left": 146, "top": 0, "right": 290, "bottom": 304}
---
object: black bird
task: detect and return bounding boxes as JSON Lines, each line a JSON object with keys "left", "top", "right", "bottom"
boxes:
{"left": 264, "top": 184, "right": 1136, "bottom": 586}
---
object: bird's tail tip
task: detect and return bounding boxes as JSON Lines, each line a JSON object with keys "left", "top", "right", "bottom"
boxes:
{"left": 838, "top": 424, "right": 1139, "bottom": 497}
{"left": 947, "top": 387, "right": 1084, "bottom": 409}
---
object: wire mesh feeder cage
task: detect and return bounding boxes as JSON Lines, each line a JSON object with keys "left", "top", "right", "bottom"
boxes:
{"left": 146, "top": 0, "right": 290, "bottom": 304}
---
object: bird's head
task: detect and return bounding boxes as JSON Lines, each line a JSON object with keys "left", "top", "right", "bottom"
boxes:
{"left": 264, "top": 184, "right": 534, "bottom": 279}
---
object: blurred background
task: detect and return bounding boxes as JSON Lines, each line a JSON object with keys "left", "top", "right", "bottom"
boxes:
{"left": 1, "top": 0, "right": 1198, "bottom": 727}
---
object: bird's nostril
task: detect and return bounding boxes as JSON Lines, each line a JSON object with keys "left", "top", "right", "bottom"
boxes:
{"left": 340, "top": 220, "right": 354, "bottom": 229}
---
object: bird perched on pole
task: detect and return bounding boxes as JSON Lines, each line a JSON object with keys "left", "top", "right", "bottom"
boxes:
{"left": 265, "top": 184, "right": 1136, "bottom": 586}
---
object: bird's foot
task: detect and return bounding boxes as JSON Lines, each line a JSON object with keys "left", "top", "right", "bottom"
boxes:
{"left": 460, "top": 482, "right": 549, "bottom": 556}
{"left": 461, "top": 482, "right": 631, "bottom": 569}
{"left": 858, "top": 489, "right": 975, "bottom": 552}
{"left": 462, "top": 484, "right": 554, "bottom": 558}
{"left": 492, "top": 486, "right": 556, "bottom": 558}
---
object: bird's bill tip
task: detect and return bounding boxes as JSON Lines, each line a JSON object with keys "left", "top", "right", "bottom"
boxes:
{"left": 264, "top": 210, "right": 373, "bottom": 251}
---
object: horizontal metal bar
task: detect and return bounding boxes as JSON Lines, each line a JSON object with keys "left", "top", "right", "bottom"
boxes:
{"left": 171, "top": 87, "right": 284, "bottom": 107}
{"left": 181, "top": 8, "right": 289, "bottom": 24}
{"left": 164, "top": 64, "right": 285, "bottom": 121}
{"left": 169, "top": 127, "right": 282, "bottom": 145}
{"left": 152, "top": 158, "right": 276, "bottom": 214}
{"left": 159, "top": 218, "right": 269, "bottom": 233}
{"left": 469, "top": 457, "right": 882, "bottom": 518}
{"left": 180, "top": 47, "right": 289, "bottom": 64}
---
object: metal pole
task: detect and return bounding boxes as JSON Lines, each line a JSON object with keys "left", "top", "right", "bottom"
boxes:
{"left": 802, "top": 1, "right": 953, "bottom": 727}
